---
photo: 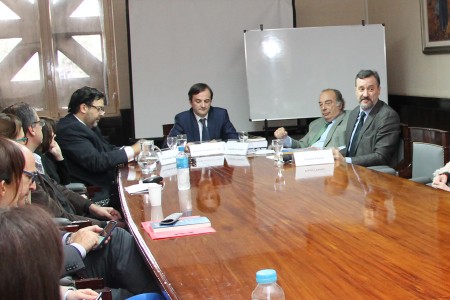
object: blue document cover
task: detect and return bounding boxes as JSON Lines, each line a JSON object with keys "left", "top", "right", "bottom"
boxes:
{"left": 150, "top": 216, "right": 211, "bottom": 232}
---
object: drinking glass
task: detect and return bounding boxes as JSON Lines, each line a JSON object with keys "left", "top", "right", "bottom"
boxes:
{"left": 167, "top": 136, "right": 177, "bottom": 150}
{"left": 177, "top": 134, "right": 187, "bottom": 148}
{"left": 271, "top": 139, "right": 283, "bottom": 164}
{"left": 238, "top": 131, "right": 248, "bottom": 143}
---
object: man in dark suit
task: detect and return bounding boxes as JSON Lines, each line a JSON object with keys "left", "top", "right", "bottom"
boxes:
{"left": 333, "top": 70, "right": 400, "bottom": 167}
{"left": 56, "top": 87, "right": 141, "bottom": 207}
{"left": 274, "top": 89, "right": 349, "bottom": 149}
{"left": 2, "top": 102, "right": 120, "bottom": 226}
{"left": 168, "top": 83, "right": 238, "bottom": 143}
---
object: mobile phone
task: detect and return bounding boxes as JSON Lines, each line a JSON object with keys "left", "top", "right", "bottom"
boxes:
{"left": 94, "top": 221, "right": 117, "bottom": 250}
{"left": 95, "top": 292, "right": 103, "bottom": 300}
{"left": 142, "top": 175, "right": 163, "bottom": 184}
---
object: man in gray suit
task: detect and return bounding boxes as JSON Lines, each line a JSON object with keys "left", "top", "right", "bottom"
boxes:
{"left": 333, "top": 70, "right": 400, "bottom": 167}
{"left": 274, "top": 88, "right": 348, "bottom": 149}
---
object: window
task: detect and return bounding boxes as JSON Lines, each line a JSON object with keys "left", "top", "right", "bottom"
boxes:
{"left": 0, "top": 0, "right": 118, "bottom": 116}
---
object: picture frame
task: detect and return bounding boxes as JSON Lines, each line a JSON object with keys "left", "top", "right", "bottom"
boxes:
{"left": 420, "top": 0, "right": 450, "bottom": 54}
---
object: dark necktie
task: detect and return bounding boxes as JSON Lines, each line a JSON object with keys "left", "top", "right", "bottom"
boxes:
{"left": 348, "top": 111, "right": 366, "bottom": 157}
{"left": 200, "top": 118, "right": 210, "bottom": 142}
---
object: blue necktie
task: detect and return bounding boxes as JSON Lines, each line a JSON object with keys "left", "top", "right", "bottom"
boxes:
{"left": 200, "top": 118, "right": 210, "bottom": 142}
{"left": 348, "top": 111, "right": 366, "bottom": 157}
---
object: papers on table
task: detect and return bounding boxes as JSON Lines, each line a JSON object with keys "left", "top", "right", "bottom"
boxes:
{"left": 125, "top": 183, "right": 155, "bottom": 194}
{"left": 295, "top": 163, "right": 335, "bottom": 179}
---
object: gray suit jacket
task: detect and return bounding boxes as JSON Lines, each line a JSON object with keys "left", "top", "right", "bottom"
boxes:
{"left": 344, "top": 100, "right": 400, "bottom": 167}
{"left": 291, "top": 111, "right": 349, "bottom": 149}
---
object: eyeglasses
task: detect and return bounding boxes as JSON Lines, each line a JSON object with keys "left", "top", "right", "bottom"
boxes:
{"left": 15, "top": 137, "right": 28, "bottom": 144}
{"left": 32, "top": 119, "right": 46, "bottom": 127}
{"left": 87, "top": 104, "right": 105, "bottom": 113}
{"left": 23, "top": 170, "right": 38, "bottom": 183}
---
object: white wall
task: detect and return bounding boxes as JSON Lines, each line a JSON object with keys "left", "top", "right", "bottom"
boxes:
{"left": 115, "top": 0, "right": 450, "bottom": 112}
{"left": 369, "top": 0, "right": 450, "bottom": 98}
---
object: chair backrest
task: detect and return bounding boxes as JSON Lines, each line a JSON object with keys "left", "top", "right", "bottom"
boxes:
{"left": 409, "top": 127, "right": 450, "bottom": 181}
{"left": 395, "top": 123, "right": 411, "bottom": 178}
{"left": 162, "top": 124, "right": 174, "bottom": 136}
{"left": 162, "top": 123, "right": 174, "bottom": 148}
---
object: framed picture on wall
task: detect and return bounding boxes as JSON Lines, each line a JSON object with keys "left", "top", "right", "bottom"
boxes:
{"left": 420, "top": 0, "right": 450, "bottom": 53}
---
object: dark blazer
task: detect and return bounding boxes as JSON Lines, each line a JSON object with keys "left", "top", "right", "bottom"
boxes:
{"left": 168, "top": 106, "right": 238, "bottom": 142}
{"left": 56, "top": 114, "right": 128, "bottom": 202}
{"left": 291, "top": 111, "right": 349, "bottom": 149}
{"left": 32, "top": 174, "right": 105, "bottom": 227}
{"left": 344, "top": 100, "right": 400, "bottom": 167}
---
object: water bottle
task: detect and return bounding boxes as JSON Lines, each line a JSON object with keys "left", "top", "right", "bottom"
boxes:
{"left": 176, "top": 146, "right": 190, "bottom": 190}
{"left": 251, "top": 269, "right": 285, "bottom": 300}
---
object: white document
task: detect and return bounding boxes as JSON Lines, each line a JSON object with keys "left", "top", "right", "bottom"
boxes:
{"left": 225, "top": 155, "right": 250, "bottom": 167}
{"left": 125, "top": 183, "right": 155, "bottom": 194}
{"left": 160, "top": 163, "right": 177, "bottom": 177}
{"left": 224, "top": 141, "right": 248, "bottom": 156}
{"left": 295, "top": 163, "right": 335, "bottom": 179}
{"left": 192, "top": 155, "right": 225, "bottom": 168}
{"left": 293, "top": 149, "right": 334, "bottom": 166}
{"left": 158, "top": 149, "right": 178, "bottom": 165}
{"left": 189, "top": 142, "right": 225, "bottom": 157}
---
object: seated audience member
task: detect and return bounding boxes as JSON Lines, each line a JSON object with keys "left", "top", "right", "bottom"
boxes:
{"left": 56, "top": 87, "right": 141, "bottom": 207}
{"left": 37, "top": 116, "right": 71, "bottom": 185}
{"left": 1, "top": 104, "right": 120, "bottom": 227}
{"left": 0, "top": 205, "right": 99, "bottom": 300}
{"left": 0, "top": 135, "right": 33, "bottom": 207}
{"left": 168, "top": 83, "right": 238, "bottom": 143}
{"left": 274, "top": 88, "right": 348, "bottom": 149}
{"left": 0, "top": 137, "right": 162, "bottom": 300}
{"left": 432, "top": 162, "right": 450, "bottom": 191}
{"left": 332, "top": 70, "right": 400, "bottom": 167}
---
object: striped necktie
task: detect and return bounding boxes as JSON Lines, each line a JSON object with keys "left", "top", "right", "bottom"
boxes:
{"left": 348, "top": 111, "right": 366, "bottom": 157}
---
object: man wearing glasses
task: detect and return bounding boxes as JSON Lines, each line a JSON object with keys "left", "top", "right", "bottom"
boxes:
{"left": 3, "top": 102, "right": 120, "bottom": 226}
{"left": 56, "top": 87, "right": 142, "bottom": 209}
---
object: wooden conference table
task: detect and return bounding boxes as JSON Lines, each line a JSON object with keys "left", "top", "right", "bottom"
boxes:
{"left": 119, "top": 156, "right": 450, "bottom": 299}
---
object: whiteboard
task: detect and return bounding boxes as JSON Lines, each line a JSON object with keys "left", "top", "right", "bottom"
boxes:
{"left": 128, "top": 0, "right": 293, "bottom": 138}
{"left": 244, "top": 25, "right": 387, "bottom": 121}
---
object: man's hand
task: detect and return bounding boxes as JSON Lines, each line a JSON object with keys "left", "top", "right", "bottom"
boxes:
{"left": 65, "top": 288, "right": 99, "bottom": 300}
{"left": 432, "top": 174, "right": 450, "bottom": 191}
{"left": 131, "top": 140, "right": 142, "bottom": 156}
{"left": 274, "top": 127, "right": 288, "bottom": 139}
{"left": 332, "top": 148, "right": 346, "bottom": 163}
{"left": 49, "top": 140, "right": 64, "bottom": 161}
{"left": 89, "top": 204, "right": 122, "bottom": 221}
{"left": 69, "top": 225, "right": 103, "bottom": 252}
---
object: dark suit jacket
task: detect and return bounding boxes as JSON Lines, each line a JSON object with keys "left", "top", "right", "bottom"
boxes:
{"left": 291, "top": 111, "right": 349, "bottom": 149}
{"left": 56, "top": 114, "right": 128, "bottom": 202}
{"left": 344, "top": 100, "right": 400, "bottom": 167}
{"left": 168, "top": 106, "right": 238, "bottom": 142}
{"left": 32, "top": 174, "right": 105, "bottom": 227}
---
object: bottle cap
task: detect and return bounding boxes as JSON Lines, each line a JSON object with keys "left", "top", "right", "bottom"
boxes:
{"left": 178, "top": 146, "right": 185, "bottom": 152}
{"left": 255, "top": 269, "right": 277, "bottom": 284}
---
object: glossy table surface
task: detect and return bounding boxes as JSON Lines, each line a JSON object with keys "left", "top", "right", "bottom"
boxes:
{"left": 119, "top": 156, "right": 450, "bottom": 299}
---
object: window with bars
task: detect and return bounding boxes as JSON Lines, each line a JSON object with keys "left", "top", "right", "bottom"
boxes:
{"left": 0, "top": 0, "right": 118, "bottom": 117}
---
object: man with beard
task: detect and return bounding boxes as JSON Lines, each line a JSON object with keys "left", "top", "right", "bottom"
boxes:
{"left": 56, "top": 87, "right": 141, "bottom": 208}
{"left": 332, "top": 70, "right": 400, "bottom": 167}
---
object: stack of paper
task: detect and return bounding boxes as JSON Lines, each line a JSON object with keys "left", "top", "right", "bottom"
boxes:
{"left": 142, "top": 216, "right": 215, "bottom": 239}
{"left": 247, "top": 136, "right": 268, "bottom": 150}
